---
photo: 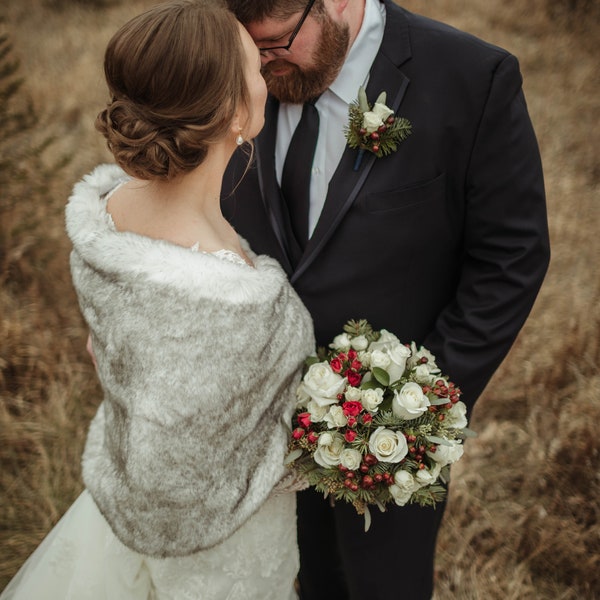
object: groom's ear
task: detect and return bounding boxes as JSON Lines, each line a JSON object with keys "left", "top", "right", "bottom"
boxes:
{"left": 328, "top": 0, "right": 350, "bottom": 17}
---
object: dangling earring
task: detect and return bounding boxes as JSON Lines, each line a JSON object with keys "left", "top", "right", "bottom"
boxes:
{"left": 236, "top": 129, "right": 244, "bottom": 146}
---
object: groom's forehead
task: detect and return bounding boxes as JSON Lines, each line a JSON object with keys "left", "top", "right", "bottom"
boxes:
{"left": 245, "top": 14, "right": 299, "bottom": 42}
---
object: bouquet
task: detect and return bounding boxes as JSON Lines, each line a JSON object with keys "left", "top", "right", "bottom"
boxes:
{"left": 286, "top": 319, "right": 474, "bottom": 529}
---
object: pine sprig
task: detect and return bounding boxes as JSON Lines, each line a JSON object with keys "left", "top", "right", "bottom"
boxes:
{"left": 344, "top": 87, "right": 412, "bottom": 159}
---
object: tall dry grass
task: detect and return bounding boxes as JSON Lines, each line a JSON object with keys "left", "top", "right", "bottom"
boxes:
{"left": 1, "top": 0, "right": 599, "bottom": 597}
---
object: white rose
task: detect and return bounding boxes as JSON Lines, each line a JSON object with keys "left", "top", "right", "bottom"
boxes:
{"left": 369, "top": 329, "right": 400, "bottom": 351}
{"left": 368, "top": 427, "right": 408, "bottom": 463}
{"left": 351, "top": 335, "right": 369, "bottom": 351}
{"left": 358, "top": 351, "right": 371, "bottom": 367}
{"left": 372, "top": 101, "right": 394, "bottom": 122}
{"left": 314, "top": 432, "right": 345, "bottom": 467}
{"left": 361, "top": 388, "right": 384, "bottom": 413}
{"left": 340, "top": 448, "right": 362, "bottom": 471}
{"left": 445, "top": 401, "right": 468, "bottom": 429}
{"left": 300, "top": 362, "right": 346, "bottom": 407}
{"left": 306, "top": 400, "right": 329, "bottom": 423}
{"left": 344, "top": 386, "right": 362, "bottom": 401}
{"left": 415, "top": 462, "right": 442, "bottom": 487}
{"left": 370, "top": 349, "right": 391, "bottom": 369}
{"left": 427, "top": 440, "right": 464, "bottom": 465}
{"left": 388, "top": 485, "right": 413, "bottom": 506}
{"left": 413, "top": 364, "right": 438, "bottom": 385}
{"left": 389, "top": 470, "right": 418, "bottom": 506}
{"left": 385, "top": 344, "right": 411, "bottom": 383}
{"left": 361, "top": 110, "right": 383, "bottom": 134}
{"left": 330, "top": 333, "right": 351, "bottom": 351}
{"left": 392, "top": 382, "right": 430, "bottom": 420}
{"left": 296, "top": 383, "right": 311, "bottom": 408}
{"left": 406, "top": 342, "right": 439, "bottom": 371}
{"left": 324, "top": 405, "right": 348, "bottom": 429}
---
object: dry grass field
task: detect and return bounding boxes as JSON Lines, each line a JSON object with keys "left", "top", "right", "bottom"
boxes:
{"left": 1, "top": 0, "right": 599, "bottom": 597}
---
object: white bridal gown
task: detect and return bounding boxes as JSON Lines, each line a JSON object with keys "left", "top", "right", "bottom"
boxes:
{"left": 1, "top": 490, "right": 299, "bottom": 600}
{"left": 1, "top": 246, "right": 299, "bottom": 600}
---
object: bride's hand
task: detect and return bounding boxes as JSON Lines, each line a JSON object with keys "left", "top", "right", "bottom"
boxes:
{"left": 86, "top": 333, "right": 98, "bottom": 372}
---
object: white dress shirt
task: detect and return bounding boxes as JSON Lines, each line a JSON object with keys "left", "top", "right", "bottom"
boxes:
{"left": 275, "top": 0, "right": 386, "bottom": 236}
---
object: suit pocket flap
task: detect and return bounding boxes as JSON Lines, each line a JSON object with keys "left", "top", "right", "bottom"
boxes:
{"left": 363, "top": 172, "right": 446, "bottom": 213}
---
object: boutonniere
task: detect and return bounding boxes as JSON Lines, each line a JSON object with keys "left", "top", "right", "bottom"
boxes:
{"left": 344, "top": 86, "right": 412, "bottom": 171}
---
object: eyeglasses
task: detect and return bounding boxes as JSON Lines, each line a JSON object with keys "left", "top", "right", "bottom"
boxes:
{"left": 257, "top": 0, "right": 316, "bottom": 55}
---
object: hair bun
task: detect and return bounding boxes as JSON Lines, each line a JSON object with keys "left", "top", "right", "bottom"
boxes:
{"left": 95, "top": 98, "right": 208, "bottom": 180}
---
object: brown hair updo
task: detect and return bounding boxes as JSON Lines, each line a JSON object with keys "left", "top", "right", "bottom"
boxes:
{"left": 95, "top": 0, "right": 248, "bottom": 181}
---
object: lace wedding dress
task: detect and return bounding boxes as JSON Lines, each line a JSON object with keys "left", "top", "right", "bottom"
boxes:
{"left": 1, "top": 204, "right": 300, "bottom": 599}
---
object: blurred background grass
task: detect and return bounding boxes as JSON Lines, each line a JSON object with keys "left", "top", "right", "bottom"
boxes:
{"left": 1, "top": 0, "right": 599, "bottom": 597}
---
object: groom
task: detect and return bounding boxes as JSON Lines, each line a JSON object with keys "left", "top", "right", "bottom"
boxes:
{"left": 222, "top": 0, "right": 550, "bottom": 598}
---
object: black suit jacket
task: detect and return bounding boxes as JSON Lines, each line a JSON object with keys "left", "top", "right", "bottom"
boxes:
{"left": 222, "top": 1, "right": 550, "bottom": 412}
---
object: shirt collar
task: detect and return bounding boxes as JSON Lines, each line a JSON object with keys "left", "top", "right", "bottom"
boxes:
{"left": 328, "top": 0, "right": 386, "bottom": 105}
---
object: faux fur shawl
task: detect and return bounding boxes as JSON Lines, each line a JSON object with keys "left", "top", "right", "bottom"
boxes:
{"left": 65, "top": 164, "right": 314, "bottom": 558}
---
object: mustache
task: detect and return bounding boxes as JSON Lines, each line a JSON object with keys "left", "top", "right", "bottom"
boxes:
{"left": 262, "top": 59, "right": 298, "bottom": 75}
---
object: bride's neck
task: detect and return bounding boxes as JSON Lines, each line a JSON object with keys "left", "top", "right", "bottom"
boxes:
{"left": 109, "top": 144, "right": 243, "bottom": 252}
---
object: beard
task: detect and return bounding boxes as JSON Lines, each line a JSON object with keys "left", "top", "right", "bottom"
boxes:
{"left": 262, "top": 14, "right": 350, "bottom": 104}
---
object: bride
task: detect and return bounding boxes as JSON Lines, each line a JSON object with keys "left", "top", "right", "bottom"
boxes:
{"left": 1, "top": 1, "right": 314, "bottom": 598}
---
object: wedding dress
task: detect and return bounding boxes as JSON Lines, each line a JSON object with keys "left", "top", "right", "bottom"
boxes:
{"left": 0, "top": 490, "right": 299, "bottom": 600}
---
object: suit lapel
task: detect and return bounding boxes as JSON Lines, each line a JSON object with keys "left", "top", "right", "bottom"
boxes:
{"left": 291, "top": 1, "right": 412, "bottom": 283}
{"left": 254, "top": 95, "right": 295, "bottom": 273}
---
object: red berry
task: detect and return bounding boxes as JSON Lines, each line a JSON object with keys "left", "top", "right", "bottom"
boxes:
{"left": 360, "top": 464, "right": 369, "bottom": 473}
{"left": 386, "top": 116, "right": 395, "bottom": 124}
{"left": 350, "top": 483, "right": 359, "bottom": 492}
{"left": 362, "top": 475, "right": 374, "bottom": 487}
{"left": 346, "top": 471, "right": 355, "bottom": 479}
{"left": 372, "top": 145, "right": 380, "bottom": 153}
{"left": 370, "top": 132, "right": 380, "bottom": 140}
{"left": 344, "top": 478, "right": 353, "bottom": 488}
{"left": 364, "top": 453, "right": 379, "bottom": 466}
{"left": 374, "top": 473, "right": 383, "bottom": 482}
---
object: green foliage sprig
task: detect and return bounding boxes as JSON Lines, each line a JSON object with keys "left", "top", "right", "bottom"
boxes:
{"left": 344, "top": 87, "right": 412, "bottom": 170}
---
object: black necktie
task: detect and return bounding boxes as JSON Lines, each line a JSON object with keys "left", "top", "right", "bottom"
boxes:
{"left": 281, "top": 98, "right": 320, "bottom": 251}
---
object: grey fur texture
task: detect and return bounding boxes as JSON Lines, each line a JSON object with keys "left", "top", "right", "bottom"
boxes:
{"left": 66, "top": 164, "right": 315, "bottom": 558}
